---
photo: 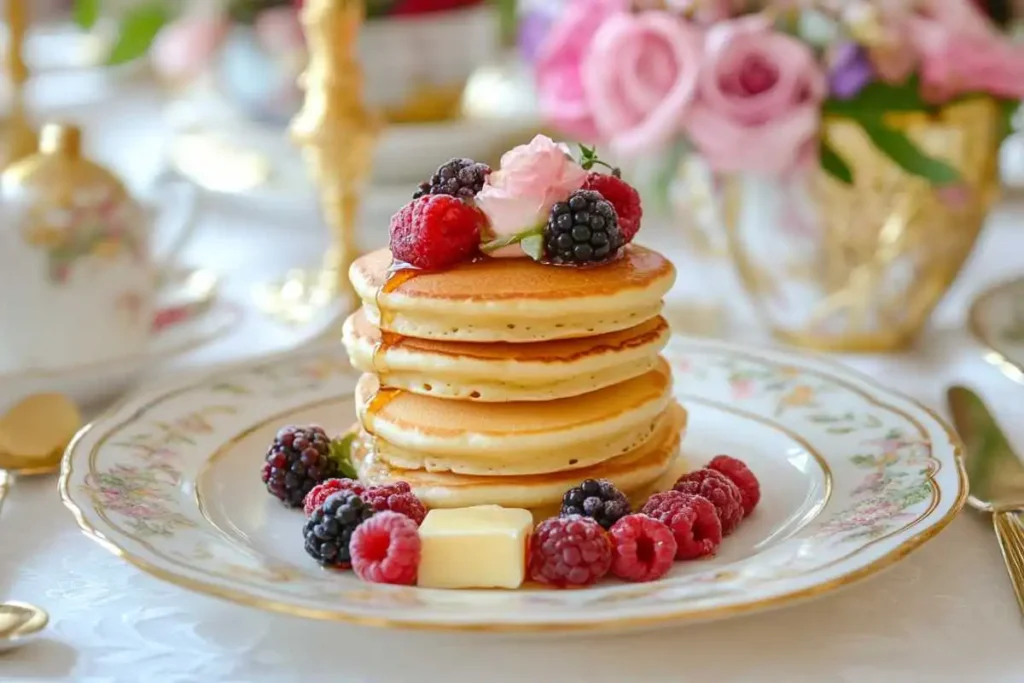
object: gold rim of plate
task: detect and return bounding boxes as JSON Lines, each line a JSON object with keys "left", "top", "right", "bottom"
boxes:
{"left": 58, "top": 339, "right": 967, "bottom": 633}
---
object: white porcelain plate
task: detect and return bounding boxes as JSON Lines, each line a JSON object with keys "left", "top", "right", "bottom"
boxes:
{"left": 970, "top": 277, "right": 1024, "bottom": 383}
{"left": 60, "top": 337, "right": 965, "bottom": 633}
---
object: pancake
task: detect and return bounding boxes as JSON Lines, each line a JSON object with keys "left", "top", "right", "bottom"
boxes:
{"left": 355, "top": 357, "right": 673, "bottom": 462}
{"left": 375, "top": 401, "right": 686, "bottom": 475}
{"left": 343, "top": 308, "right": 670, "bottom": 402}
{"left": 350, "top": 244, "right": 676, "bottom": 342}
{"left": 354, "top": 411, "right": 683, "bottom": 509}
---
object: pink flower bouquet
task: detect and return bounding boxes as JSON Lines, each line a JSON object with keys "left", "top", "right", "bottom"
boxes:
{"left": 534, "top": 0, "right": 1024, "bottom": 185}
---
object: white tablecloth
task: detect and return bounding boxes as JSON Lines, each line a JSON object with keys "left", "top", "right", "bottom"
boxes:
{"left": 4, "top": 72, "right": 1024, "bottom": 683}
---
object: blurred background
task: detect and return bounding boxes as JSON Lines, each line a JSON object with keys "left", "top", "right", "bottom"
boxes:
{"left": 4, "top": 0, "right": 1024, "bottom": 412}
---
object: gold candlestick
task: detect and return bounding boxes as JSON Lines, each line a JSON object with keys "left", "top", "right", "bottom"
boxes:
{"left": 1, "top": 0, "right": 37, "bottom": 169}
{"left": 256, "top": 0, "right": 381, "bottom": 325}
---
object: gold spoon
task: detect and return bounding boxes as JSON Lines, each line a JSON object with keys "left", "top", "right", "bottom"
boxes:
{"left": 0, "top": 393, "right": 82, "bottom": 651}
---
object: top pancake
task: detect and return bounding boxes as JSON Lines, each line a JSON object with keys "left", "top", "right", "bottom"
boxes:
{"left": 350, "top": 244, "right": 676, "bottom": 342}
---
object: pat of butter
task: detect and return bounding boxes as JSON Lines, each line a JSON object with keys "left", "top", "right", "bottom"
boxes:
{"left": 417, "top": 505, "right": 534, "bottom": 589}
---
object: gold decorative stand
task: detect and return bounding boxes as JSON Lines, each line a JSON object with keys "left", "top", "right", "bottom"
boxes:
{"left": 255, "top": 0, "right": 381, "bottom": 326}
{"left": 1, "top": 0, "right": 37, "bottom": 169}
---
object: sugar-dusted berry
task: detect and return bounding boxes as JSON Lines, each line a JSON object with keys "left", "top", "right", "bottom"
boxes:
{"left": 261, "top": 425, "right": 338, "bottom": 508}
{"left": 389, "top": 194, "right": 486, "bottom": 270}
{"left": 350, "top": 511, "right": 421, "bottom": 585}
{"left": 362, "top": 481, "right": 427, "bottom": 526}
{"left": 582, "top": 172, "right": 642, "bottom": 244}
{"left": 708, "top": 455, "right": 761, "bottom": 516}
{"left": 673, "top": 468, "right": 745, "bottom": 535}
{"left": 609, "top": 514, "right": 677, "bottom": 582}
{"left": 303, "top": 490, "right": 375, "bottom": 568}
{"left": 303, "top": 478, "right": 365, "bottom": 517}
{"left": 560, "top": 478, "right": 630, "bottom": 530}
{"left": 528, "top": 515, "right": 612, "bottom": 587}
{"left": 641, "top": 491, "right": 722, "bottom": 560}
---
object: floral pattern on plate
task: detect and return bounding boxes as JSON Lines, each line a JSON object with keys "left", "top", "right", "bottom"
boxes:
{"left": 60, "top": 338, "right": 965, "bottom": 632}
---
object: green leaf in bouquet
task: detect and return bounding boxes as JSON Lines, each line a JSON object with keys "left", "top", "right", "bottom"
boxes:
{"left": 824, "top": 78, "right": 936, "bottom": 117}
{"left": 74, "top": 0, "right": 101, "bottom": 29}
{"left": 857, "top": 119, "right": 961, "bottom": 185}
{"left": 998, "top": 97, "right": 1021, "bottom": 142}
{"left": 820, "top": 140, "right": 854, "bottom": 185}
{"left": 107, "top": 2, "right": 170, "bottom": 66}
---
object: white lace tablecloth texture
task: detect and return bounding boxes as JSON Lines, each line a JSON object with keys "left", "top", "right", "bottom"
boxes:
{"left": 4, "top": 76, "right": 1024, "bottom": 682}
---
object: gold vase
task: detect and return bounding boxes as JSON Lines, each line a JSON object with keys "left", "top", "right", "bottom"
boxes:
{"left": 722, "top": 98, "right": 1002, "bottom": 353}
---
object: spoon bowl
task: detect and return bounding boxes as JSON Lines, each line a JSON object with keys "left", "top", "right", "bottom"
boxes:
{"left": 0, "top": 601, "right": 48, "bottom": 652}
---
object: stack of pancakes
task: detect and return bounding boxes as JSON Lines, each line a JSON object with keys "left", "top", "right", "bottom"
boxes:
{"left": 341, "top": 244, "right": 685, "bottom": 511}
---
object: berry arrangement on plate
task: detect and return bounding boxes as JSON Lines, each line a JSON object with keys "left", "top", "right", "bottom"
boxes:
{"left": 259, "top": 424, "right": 760, "bottom": 589}
{"left": 388, "top": 135, "right": 644, "bottom": 269}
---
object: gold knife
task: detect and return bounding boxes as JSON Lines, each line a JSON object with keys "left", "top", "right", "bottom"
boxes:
{"left": 947, "top": 385, "right": 1024, "bottom": 616}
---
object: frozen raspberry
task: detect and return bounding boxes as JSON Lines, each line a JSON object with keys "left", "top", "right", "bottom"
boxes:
{"left": 362, "top": 481, "right": 427, "bottom": 526}
{"left": 582, "top": 171, "right": 642, "bottom": 244}
{"left": 389, "top": 194, "right": 486, "bottom": 270}
{"left": 708, "top": 455, "right": 760, "bottom": 516}
{"left": 303, "top": 478, "right": 365, "bottom": 517}
{"left": 349, "top": 511, "right": 421, "bottom": 585}
{"left": 528, "top": 515, "right": 612, "bottom": 588}
{"left": 609, "top": 514, "right": 677, "bottom": 582}
{"left": 673, "top": 468, "right": 745, "bottom": 535}
{"left": 641, "top": 491, "right": 722, "bottom": 560}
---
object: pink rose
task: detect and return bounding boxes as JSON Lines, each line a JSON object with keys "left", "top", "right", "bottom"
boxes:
{"left": 908, "top": 0, "right": 1024, "bottom": 102}
{"left": 150, "top": 15, "right": 229, "bottom": 83}
{"left": 685, "top": 16, "right": 826, "bottom": 175}
{"left": 476, "top": 135, "right": 587, "bottom": 258}
{"left": 581, "top": 12, "right": 703, "bottom": 157}
{"left": 254, "top": 6, "right": 306, "bottom": 55}
{"left": 534, "top": 0, "right": 629, "bottom": 142}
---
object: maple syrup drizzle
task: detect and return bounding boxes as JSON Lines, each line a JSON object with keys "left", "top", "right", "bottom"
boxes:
{"left": 366, "top": 263, "right": 419, "bottom": 430}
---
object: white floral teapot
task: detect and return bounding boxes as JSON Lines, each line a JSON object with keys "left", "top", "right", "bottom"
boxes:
{"left": 0, "top": 123, "right": 197, "bottom": 374}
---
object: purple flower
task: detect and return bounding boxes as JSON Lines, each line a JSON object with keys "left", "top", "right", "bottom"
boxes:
{"left": 829, "top": 43, "right": 875, "bottom": 100}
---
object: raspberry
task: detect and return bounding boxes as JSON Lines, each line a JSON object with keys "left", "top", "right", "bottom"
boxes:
{"left": 261, "top": 425, "right": 338, "bottom": 508}
{"left": 303, "top": 478, "right": 365, "bottom": 517}
{"left": 708, "top": 455, "right": 761, "bottom": 516}
{"left": 609, "top": 514, "right": 677, "bottom": 582}
{"left": 412, "top": 157, "right": 491, "bottom": 200}
{"left": 544, "top": 190, "right": 624, "bottom": 265}
{"left": 303, "top": 491, "right": 375, "bottom": 568}
{"left": 362, "top": 481, "right": 427, "bottom": 526}
{"left": 528, "top": 515, "right": 612, "bottom": 588}
{"left": 350, "top": 511, "right": 421, "bottom": 585}
{"left": 389, "top": 195, "right": 486, "bottom": 270}
{"left": 673, "top": 468, "right": 745, "bottom": 535}
{"left": 641, "top": 491, "right": 722, "bottom": 560}
{"left": 560, "top": 478, "right": 631, "bottom": 530}
{"left": 582, "top": 172, "right": 642, "bottom": 243}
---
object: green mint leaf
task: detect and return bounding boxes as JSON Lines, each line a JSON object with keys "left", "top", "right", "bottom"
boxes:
{"left": 520, "top": 234, "right": 545, "bottom": 261}
{"left": 328, "top": 433, "right": 359, "bottom": 480}
{"left": 106, "top": 3, "right": 170, "bottom": 65}
{"left": 480, "top": 225, "right": 544, "bottom": 254}
{"left": 820, "top": 140, "right": 854, "bottom": 185}
{"left": 74, "top": 0, "right": 102, "bottom": 29}
{"left": 856, "top": 118, "right": 961, "bottom": 185}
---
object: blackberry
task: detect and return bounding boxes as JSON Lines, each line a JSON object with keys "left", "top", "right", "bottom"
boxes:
{"left": 303, "top": 490, "right": 375, "bottom": 567}
{"left": 561, "top": 478, "right": 631, "bottom": 530}
{"left": 544, "top": 190, "right": 623, "bottom": 265}
{"left": 413, "top": 158, "right": 491, "bottom": 200}
{"left": 260, "top": 425, "right": 339, "bottom": 508}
